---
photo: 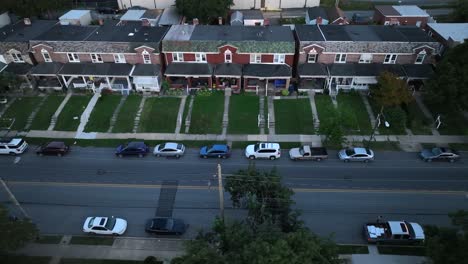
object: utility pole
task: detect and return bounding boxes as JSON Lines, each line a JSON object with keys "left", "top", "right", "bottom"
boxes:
{"left": 217, "top": 164, "right": 224, "bottom": 221}
{"left": 0, "top": 178, "right": 30, "bottom": 219}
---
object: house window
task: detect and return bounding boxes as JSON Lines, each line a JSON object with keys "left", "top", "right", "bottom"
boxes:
{"left": 172, "top": 52, "right": 183, "bottom": 62}
{"left": 384, "top": 54, "right": 397, "bottom": 64}
{"left": 195, "top": 53, "right": 207, "bottom": 62}
{"left": 359, "top": 54, "right": 373, "bottom": 63}
{"left": 415, "top": 50, "right": 426, "bottom": 64}
{"left": 11, "top": 53, "right": 24, "bottom": 63}
{"left": 224, "top": 51, "right": 232, "bottom": 63}
{"left": 334, "top": 53, "right": 346, "bottom": 63}
{"left": 250, "top": 54, "right": 261, "bottom": 63}
{"left": 113, "top": 54, "right": 126, "bottom": 63}
{"left": 90, "top": 53, "right": 103, "bottom": 63}
{"left": 273, "top": 54, "right": 285, "bottom": 64}
{"left": 307, "top": 53, "right": 317, "bottom": 63}
{"left": 41, "top": 49, "right": 52, "bottom": 62}
{"left": 67, "top": 53, "right": 80, "bottom": 63}
{"left": 142, "top": 50, "right": 151, "bottom": 64}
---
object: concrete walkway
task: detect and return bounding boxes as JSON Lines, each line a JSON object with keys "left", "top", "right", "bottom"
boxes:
{"left": 174, "top": 96, "right": 187, "bottom": 134}
{"left": 184, "top": 96, "right": 195, "bottom": 133}
{"left": 308, "top": 91, "right": 320, "bottom": 130}
{"left": 267, "top": 97, "right": 276, "bottom": 135}
{"left": 349, "top": 245, "right": 427, "bottom": 264}
{"left": 132, "top": 96, "right": 147, "bottom": 133}
{"left": 259, "top": 96, "right": 265, "bottom": 134}
{"left": 75, "top": 93, "right": 101, "bottom": 138}
{"left": 107, "top": 96, "right": 128, "bottom": 133}
{"left": 221, "top": 94, "right": 230, "bottom": 136}
{"left": 48, "top": 93, "right": 72, "bottom": 131}
{"left": 360, "top": 93, "right": 377, "bottom": 133}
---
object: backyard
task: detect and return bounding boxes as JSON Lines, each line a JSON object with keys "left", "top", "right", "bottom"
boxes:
{"left": 336, "top": 92, "right": 372, "bottom": 135}
{"left": 228, "top": 94, "right": 259, "bottom": 134}
{"left": 138, "top": 97, "right": 181, "bottom": 133}
{"left": 54, "top": 95, "right": 92, "bottom": 131}
{"left": 29, "top": 95, "right": 64, "bottom": 130}
{"left": 85, "top": 95, "right": 122, "bottom": 132}
{"left": 189, "top": 93, "right": 224, "bottom": 134}
{"left": 1, "top": 96, "right": 42, "bottom": 131}
{"left": 112, "top": 95, "right": 141, "bottom": 133}
{"left": 274, "top": 98, "right": 315, "bottom": 134}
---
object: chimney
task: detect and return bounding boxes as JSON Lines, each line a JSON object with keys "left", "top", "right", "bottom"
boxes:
{"left": 317, "top": 16, "right": 322, "bottom": 25}
{"left": 23, "top": 18, "right": 31, "bottom": 26}
{"left": 98, "top": 19, "right": 104, "bottom": 25}
{"left": 218, "top": 17, "right": 223, "bottom": 25}
{"left": 193, "top": 18, "right": 199, "bottom": 25}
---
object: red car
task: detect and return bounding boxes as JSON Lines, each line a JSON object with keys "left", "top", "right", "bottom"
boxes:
{"left": 36, "top": 141, "right": 70, "bottom": 157}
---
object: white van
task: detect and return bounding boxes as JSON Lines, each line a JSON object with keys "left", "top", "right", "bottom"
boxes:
{"left": 0, "top": 138, "right": 29, "bottom": 155}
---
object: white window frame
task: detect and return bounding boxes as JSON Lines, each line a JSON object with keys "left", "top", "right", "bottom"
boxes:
{"left": 195, "top": 53, "right": 207, "bottom": 62}
{"left": 90, "top": 53, "right": 103, "bottom": 63}
{"left": 359, "top": 53, "right": 373, "bottom": 64}
{"left": 113, "top": 54, "right": 126, "bottom": 63}
{"left": 172, "top": 52, "right": 184, "bottom": 62}
{"left": 307, "top": 53, "right": 317, "bottom": 63}
{"left": 334, "top": 53, "right": 346, "bottom": 63}
{"left": 250, "top": 53, "right": 261, "bottom": 63}
{"left": 142, "top": 50, "right": 151, "bottom": 64}
{"left": 384, "top": 54, "right": 397, "bottom": 64}
{"left": 415, "top": 50, "right": 426, "bottom": 64}
{"left": 273, "top": 54, "right": 285, "bottom": 64}
{"left": 41, "top": 49, "right": 52, "bottom": 62}
{"left": 224, "top": 50, "right": 232, "bottom": 63}
{"left": 67, "top": 53, "right": 80, "bottom": 63}
{"left": 11, "top": 52, "right": 24, "bottom": 63}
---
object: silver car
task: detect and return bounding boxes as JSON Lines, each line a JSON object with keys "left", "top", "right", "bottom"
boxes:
{"left": 338, "top": 147, "right": 374, "bottom": 162}
{"left": 153, "top": 142, "right": 185, "bottom": 158}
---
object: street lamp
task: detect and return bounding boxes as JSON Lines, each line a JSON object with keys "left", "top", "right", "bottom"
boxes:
{"left": 366, "top": 106, "right": 390, "bottom": 149}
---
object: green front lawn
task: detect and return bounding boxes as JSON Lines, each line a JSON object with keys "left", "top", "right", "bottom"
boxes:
{"left": 314, "top": 95, "right": 335, "bottom": 122}
{"left": 54, "top": 95, "right": 92, "bottom": 131}
{"left": 138, "top": 97, "right": 181, "bottom": 133}
{"left": 29, "top": 95, "right": 65, "bottom": 130}
{"left": 404, "top": 101, "right": 433, "bottom": 135}
{"left": 69, "top": 236, "right": 114, "bottom": 245}
{"left": 274, "top": 99, "right": 315, "bottom": 134}
{"left": 2, "top": 97, "right": 42, "bottom": 130}
{"left": 60, "top": 259, "right": 144, "bottom": 264}
{"left": 85, "top": 95, "right": 122, "bottom": 132}
{"left": 112, "top": 95, "right": 141, "bottom": 133}
{"left": 336, "top": 93, "right": 372, "bottom": 135}
{"left": 228, "top": 94, "right": 259, "bottom": 134}
{"left": 377, "top": 246, "right": 426, "bottom": 256}
{"left": 189, "top": 94, "right": 224, "bottom": 134}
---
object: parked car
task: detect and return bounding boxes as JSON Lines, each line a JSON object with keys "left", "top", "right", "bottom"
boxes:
{"left": 245, "top": 142, "right": 281, "bottom": 160}
{"left": 364, "top": 220, "right": 425, "bottom": 245}
{"left": 0, "top": 138, "right": 28, "bottom": 155}
{"left": 289, "top": 145, "right": 328, "bottom": 161}
{"left": 420, "top": 147, "right": 460, "bottom": 162}
{"left": 145, "top": 217, "right": 187, "bottom": 235}
{"left": 115, "top": 142, "right": 149, "bottom": 158}
{"left": 199, "top": 144, "right": 231, "bottom": 159}
{"left": 338, "top": 147, "right": 374, "bottom": 162}
{"left": 36, "top": 141, "right": 70, "bottom": 157}
{"left": 82, "top": 216, "right": 127, "bottom": 235}
{"left": 153, "top": 142, "right": 185, "bottom": 158}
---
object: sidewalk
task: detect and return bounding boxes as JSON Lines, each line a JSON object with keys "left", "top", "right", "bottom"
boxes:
{"left": 346, "top": 245, "right": 427, "bottom": 264}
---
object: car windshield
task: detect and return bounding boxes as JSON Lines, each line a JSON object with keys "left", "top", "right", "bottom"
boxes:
{"left": 154, "top": 218, "right": 174, "bottom": 230}
{"left": 345, "top": 149, "right": 355, "bottom": 156}
{"left": 158, "top": 144, "right": 164, "bottom": 151}
{"left": 206, "top": 145, "right": 214, "bottom": 152}
{"left": 177, "top": 144, "right": 183, "bottom": 150}
{"left": 432, "top": 148, "right": 442, "bottom": 155}
{"left": 12, "top": 139, "right": 25, "bottom": 148}
{"left": 365, "top": 149, "right": 372, "bottom": 155}
{"left": 254, "top": 144, "right": 260, "bottom": 152}
{"left": 299, "top": 147, "right": 304, "bottom": 155}
{"left": 104, "top": 217, "right": 116, "bottom": 230}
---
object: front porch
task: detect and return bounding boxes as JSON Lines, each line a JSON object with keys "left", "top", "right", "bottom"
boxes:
{"left": 1, "top": 63, "right": 34, "bottom": 89}
{"left": 297, "top": 63, "right": 328, "bottom": 93}
{"left": 402, "top": 64, "right": 435, "bottom": 91}
{"left": 165, "top": 62, "right": 213, "bottom": 89}
{"left": 213, "top": 63, "right": 242, "bottom": 93}
{"left": 29, "top": 62, "right": 64, "bottom": 91}
{"left": 243, "top": 64, "right": 292, "bottom": 96}
{"left": 131, "top": 64, "right": 162, "bottom": 93}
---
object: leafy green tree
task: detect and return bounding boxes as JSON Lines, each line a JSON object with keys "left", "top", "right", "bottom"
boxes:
{"left": 0, "top": 72, "right": 23, "bottom": 93}
{"left": 453, "top": 0, "right": 468, "bottom": 22}
{"left": 318, "top": 105, "right": 345, "bottom": 148}
{"left": 425, "top": 42, "right": 468, "bottom": 112}
{"left": 0, "top": 205, "right": 39, "bottom": 253}
{"left": 175, "top": 0, "right": 234, "bottom": 24}
{"left": 1, "top": 0, "right": 70, "bottom": 18}
{"left": 371, "top": 71, "right": 413, "bottom": 108}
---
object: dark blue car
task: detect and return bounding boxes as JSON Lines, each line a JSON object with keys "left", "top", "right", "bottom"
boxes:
{"left": 116, "top": 142, "right": 150, "bottom": 158}
{"left": 199, "top": 144, "right": 231, "bottom": 159}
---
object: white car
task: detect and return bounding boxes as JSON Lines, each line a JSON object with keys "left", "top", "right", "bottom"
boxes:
{"left": 338, "top": 147, "right": 374, "bottom": 162}
{"left": 153, "top": 142, "right": 185, "bottom": 158}
{"left": 83, "top": 216, "right": 127, "bottom": 235}
{"left": 0, "top": 138, "right": 28, "bottom": 155}
{"left": 245, "top": 142, "right": 281, "bottom": 160}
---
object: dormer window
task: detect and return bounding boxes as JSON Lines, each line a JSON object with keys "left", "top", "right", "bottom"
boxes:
{"left": 172, "top": 52, "right": 183, "bottom": 62}
{"left": 224, "top": 50, "right": 232, "bottom": 63}
{"left": 41, "top": 49, "right": 52, "bottom": 62}
{"left": 384, "top": 54, "right": 397, "bottom": 64}
{"left": 142, "top": 50, "right": 151, "bottom": 64}
{"left": 359, "top": 53, "right": 372, "bottom": 64}
{"left": 67, "top": 53, "right": 80, "bottom": 63}
{"left": 307, "top": 54, "right": 317, "bottom": 63}
{"left": 334, "top": 53, "right": 346, "bottom": 63}
{"left": 91, "top": 53, "right": 103, "bottom": 63}
{"left": 114, "top": 54, "right": 126, "bottom": 63}
{"left": 195, "top": 53, "right": 207, "bottom": 62}
{"left": 11, "top": 52, "right": 24, "bottom": 63}
{"left": 415, "top": 50, "right": 426, "bottom": 64}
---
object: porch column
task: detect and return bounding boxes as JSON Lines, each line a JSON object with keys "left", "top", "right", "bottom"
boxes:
{"left": 62, "top": 75, "right": 69, "bottom": 88}
{"left": 244, "top": 78, "right": 248, "bottom": 91}
{"left": 126, "top": 76, "right": 132, "bottom": 90}
{"left": 106, "top": 77, "right": 111, "bottom": 88}
{"left": 82, "top": 76, "right": 86, "bottom": 83}
{"left": 208, "top": 77, "right": 213, "bottom": 89}
{"left": 215, "top": 77, "right": 220, "bottom": 88}
{"left": 237, "top": 77, "right": 241, "bottom": 89}
{"left": 187, "top": 77, "right": 192, "bottom": 88}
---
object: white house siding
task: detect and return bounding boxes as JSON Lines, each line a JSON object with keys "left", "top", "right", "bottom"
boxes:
{"left": 118, "top": 0, "right": 175, "bottom": 9}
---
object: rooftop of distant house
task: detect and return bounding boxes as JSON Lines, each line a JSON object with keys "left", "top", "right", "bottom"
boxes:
{"left": 427, "top": 23, "right": 468, "bottom": 43}
{"left": 375, "top": 5, "right": 430, "bottom": 17}
{"left": 0, "top": 20, "right": 57, "bottom": 42}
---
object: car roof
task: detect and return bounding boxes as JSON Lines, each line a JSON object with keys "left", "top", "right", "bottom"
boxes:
{"left": 163, "top": 142, "right": 179, "bottom": 149}
{"left": 0, "top": 138, "right": 23, "bottom": 145}
{"left": 353, "top": 147, "right": 368, "bottom": 155}
{"left": 257, "top": 142, "right": 280, "bottom": 149}
{"left": 90, "top": 217, "right": 107, "bottom": 227}
{"left": 46, "top": 141, "right": 66, "bottom": 148}
{"left": 127, "top": 141, "right": 146, "bottom": 148}
{"left": 210, "top": 144, "right": 229, "bottom": 151}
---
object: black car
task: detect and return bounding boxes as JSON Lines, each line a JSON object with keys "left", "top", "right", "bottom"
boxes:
{"left": 36, "top": 141, "right": 70, "bottom": 157}
{"left": 115, "top": 142, "right": 150, "bottom": 158}
{"left": 145, "top": 218, "right": 187, "bottom": 235}
{"left": 419, "top": 147, "right": 460, "bottom": 162}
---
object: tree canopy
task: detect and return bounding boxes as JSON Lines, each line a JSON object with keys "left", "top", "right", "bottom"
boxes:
{"left": 0, "top": 205, "right": 38, "bottom": 253}
{"left": 425, "top": 42, "right": 468, "bottom": 112}
{"left": 453, "top": 0, "right": 468, "bottom": 22}
{"left": 370, "top": 71, "right": 413, "bottom": 108}
{"left": 175, "top": 0, "right": 234, "bottom": 24}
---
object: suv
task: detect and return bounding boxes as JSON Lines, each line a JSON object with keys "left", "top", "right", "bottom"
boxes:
{"left": 0, "top": 138, "right": 29, "bottom": 155}
{"left": 245, "top": 142, "right": 281, "bottom": 160}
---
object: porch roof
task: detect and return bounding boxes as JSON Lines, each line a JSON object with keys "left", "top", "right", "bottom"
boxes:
{"left": 30, "top": 62, "right": 64, "bottom": 76}
{"left": 165, "top": 63, "right": 213, "bottom": 77}
{"left": 214, "top": 63, "right": 242, "bottom": 77}
{"left": 328, "top": 63, "right": 405, "bottom": 77}
{"left": 298, "top": 63, "right": 328, "bottom": 78}
{"left": 0, "top": 62, "right": 6, "bottom": 72}
{"left": 58, "top": 63, "right": 133, "bottom": 77}
{"left": 402, "top": 64, "right": 434, "bottom": 79}
{"left": 3, "top": 63, "right": 32, "bottom": 75}
{"left": 243, "top": 64, "right": 291, "bottom": 78}
{"left": 131, "top": 64, "right": 161, "bottom": 76}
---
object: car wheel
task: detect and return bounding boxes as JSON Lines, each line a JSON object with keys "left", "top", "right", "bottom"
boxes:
{"left": 203, "top": 155, "right": 207, "bottom": 159}
{"left": 269, "top": 156, "right": 276, "bottom": 160}
{"left": 218, "top": 154, "right": 222, "bottom": 158}
{"left": 118, "top": 154, "right": 123, "bottom": 158}
{"left": 57, "top": 153, "right": 62, "bottom": 157}
{"left": 249, "top": 155, "right": 255, "bottom": 160}
{"left": 112, "top": 233, "right": 119, "bottom": 236}
{"left": 90, "top": 232, "right": 96, "bottom": 235}
{"left": 138, "top": 153, "right": 143, "bottom": 158}
{"left": 175, "top": 154, "right": 180, "bottom": 159}
{"left": 222, "top": 155, "right": 226, "bottom": 159}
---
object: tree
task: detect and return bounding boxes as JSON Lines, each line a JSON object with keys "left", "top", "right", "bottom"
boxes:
{"left": 175, "top": 0, "right": 234, "bottom": 24}
{"left": 370, "top": 71, "right": 413, "bottom": 108}
{"left": 453, "top": 0, "right": 468, "bottom": 22}
{"left": 1, "top": 0, "right": 70, "bottom": 18}
{"left": 0, "top": 205, "right": 39, "bottom": 253}
{"left": 0, "top": 72, "right": 23, "bottom": 93}
{"left": 425, "top": 42, "right": 468, "bottom": 112}
{"left": 318, "top": 105, "right": 345, "bottom": 148}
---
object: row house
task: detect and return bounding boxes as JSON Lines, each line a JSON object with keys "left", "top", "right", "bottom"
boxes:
{"left": 162, "top": 25, "right": 295, "bottom": 95}
{"left": 28, "top": 21, "right": 168, "bottom": 93}
{"left": 295, "top": 24, "right": 441, "bottom": 95}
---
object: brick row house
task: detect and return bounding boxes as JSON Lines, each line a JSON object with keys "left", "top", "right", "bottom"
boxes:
{"left": 295, "top": 24, "right": 441, "bottom": 95}
{"left": 28, "top": 21, "right": 168, "bottom": 93}
{"left": 162, "top": 25, "right": 295, "bottom": 95}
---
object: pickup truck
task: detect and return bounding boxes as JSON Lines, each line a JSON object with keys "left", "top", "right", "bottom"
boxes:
{"left": 364, "top": 220, "right": 425, "bottom": 245}
{"left": 289, "top": 145, "right": 328, "bottom": 161}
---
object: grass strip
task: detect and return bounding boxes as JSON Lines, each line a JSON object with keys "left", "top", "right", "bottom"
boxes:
{"left": 35, "top": 235, "right": 63, "bottom": 244}
{"left": 85, "top": 95, "right": 122, "bottom": 132}
{"left": 0, "top": 255, "right": 51, "bottom": 264}
{"left": 30, "top": 95, "right": 65, "bottom": 130}
{"left": 138, "top": 97, "right": 181, "bottom": 133}
{"left": 274, "top": 98, "right": 315, "bottom": 134}
{"left": 338, "top": 245, "right": 369, "bottom": 254}
{"left": 112, "top": 95, "right": 141, "bottom": 133}
{"left": 228, "top": 95, "right": 259, "bottom": 134}
{"left": 189, "top": 94, "right": 224, "bottom": 134}
{"left": 2, "top": 97, "right": 42, "bottom": 130}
